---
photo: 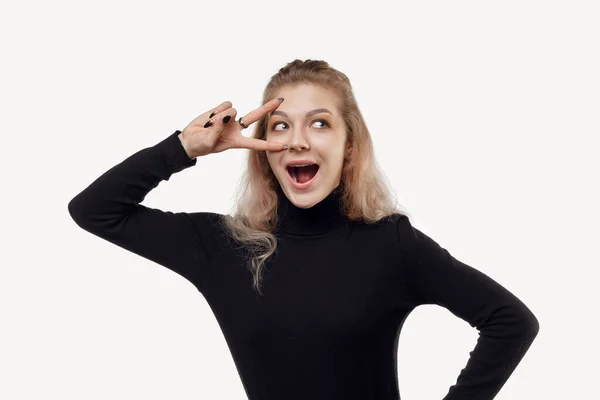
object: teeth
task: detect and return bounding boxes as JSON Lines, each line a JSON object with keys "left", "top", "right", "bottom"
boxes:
{"left": 289, "top": 163, "right": 314, "bottom": 167}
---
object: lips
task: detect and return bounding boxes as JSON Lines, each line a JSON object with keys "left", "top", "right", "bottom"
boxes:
{"left": 287, "top": 164, "right": 319, "bottom": 182}
{"left": 286, "top": 165, "right": 320, "bottom": 189}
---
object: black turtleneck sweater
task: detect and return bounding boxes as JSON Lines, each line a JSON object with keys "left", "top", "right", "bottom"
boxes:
{"left": 68, "top": 130, "right": 539, "bottom": 400}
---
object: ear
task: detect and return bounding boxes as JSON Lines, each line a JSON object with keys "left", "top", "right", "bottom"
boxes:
{"left": 344, "top": 144, "right": 353, "bottom": 160}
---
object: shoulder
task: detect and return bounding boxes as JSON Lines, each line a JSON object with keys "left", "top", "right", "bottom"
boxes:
{"left": 360, "top": 212, "right": 410, "bottom": 228}
{"left": 378, "top": 212, "right": 414, "bottom": 239}
{"left": 184, "top": 212, "right": 230, "bottom": 242}
{"left": 380, "top": 213, "right": 433, "bottom": 255}
{"left": 182, "top": 212, "right": 240, "bottom": 259}
{"left": 347, "top": 212, "right": 407, "bottom": 233}
{"left": 358, "top": 212, "right": 416, "bottom": 247}
{"left": 186, "top": 211, "right": 225, "bottom": 225}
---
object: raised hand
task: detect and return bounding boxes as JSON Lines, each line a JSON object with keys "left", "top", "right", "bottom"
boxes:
{"left": 179, "top": 98, "right": 287, "bottom": 158}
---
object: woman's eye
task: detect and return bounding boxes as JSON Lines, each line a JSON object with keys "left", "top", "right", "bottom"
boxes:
{"left": 271, "top": 122, "right": 286, "bottom": 131}
{"left": 271, "top": 119, "right": 330, "bottom": 131}
{"left": 313, "top": 119, "right": 330, "bottom": 129}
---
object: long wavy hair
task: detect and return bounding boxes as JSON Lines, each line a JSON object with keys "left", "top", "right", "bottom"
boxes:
{"left": 220, "top": 59, "right": 410, "bottom": 295}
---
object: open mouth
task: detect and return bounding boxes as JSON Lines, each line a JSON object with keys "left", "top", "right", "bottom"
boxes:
{"left": 286, "top": 164, "right": 320, "bottom": 184}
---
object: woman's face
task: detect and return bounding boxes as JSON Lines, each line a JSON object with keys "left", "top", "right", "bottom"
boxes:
{"left": 266, "top": 83, "right": 350, "bottom": 209}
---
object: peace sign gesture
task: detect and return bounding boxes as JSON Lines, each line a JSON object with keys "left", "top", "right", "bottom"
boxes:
{"left": 179, "top": 98, "right": 287, "bottom": 158}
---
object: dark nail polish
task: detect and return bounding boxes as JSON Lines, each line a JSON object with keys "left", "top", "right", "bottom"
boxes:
{"left": 278, "top": 98, "right": 284, "bottom": 103}
{"left": 223, "top": 115, "right": 231, "bottom": 124}
{"left": 209, "top": 111, "right": 216, "bottom": 118}
{"left": 204, "top": 120, "right": 213, "bottom": 128}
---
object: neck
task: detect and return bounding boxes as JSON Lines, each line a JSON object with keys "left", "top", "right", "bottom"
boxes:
{"left": 275, "top": 182, "right": 347, "bottom": 236}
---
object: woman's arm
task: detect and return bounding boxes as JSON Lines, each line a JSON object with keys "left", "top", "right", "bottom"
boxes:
{"left": 395, "top": 215, "right": 539, "bottom": 399}
{"left": 68, "top": 130, "right": 221, "bottom": 291}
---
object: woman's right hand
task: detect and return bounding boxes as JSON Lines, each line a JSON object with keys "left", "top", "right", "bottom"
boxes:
{"left": 179, "top": 98, "right": 287, "bottom": 158}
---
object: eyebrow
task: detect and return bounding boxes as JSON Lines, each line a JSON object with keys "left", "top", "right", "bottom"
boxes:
{"left": 270, "top": 108, "right": 333, "bottom": 119}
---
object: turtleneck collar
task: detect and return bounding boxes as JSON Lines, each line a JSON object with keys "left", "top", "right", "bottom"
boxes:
{"left": 275, "top": 182, "right": 347, "bottom": 236}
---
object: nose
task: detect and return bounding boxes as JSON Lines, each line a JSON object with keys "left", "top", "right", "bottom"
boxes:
{"left": 287, "top": 129, "right": 310, "bottom": 151}
{"left": 287, "top": 143, "right": 309, "bottom": 151}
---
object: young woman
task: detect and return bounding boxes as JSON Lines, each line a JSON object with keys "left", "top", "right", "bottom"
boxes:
{"left": 69, "top": 59, "right": 539, "bottom": 400}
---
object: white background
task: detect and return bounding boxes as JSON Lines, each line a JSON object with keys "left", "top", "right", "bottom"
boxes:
{"left": 2, "top": 0, "right": 598, "bottom": 399}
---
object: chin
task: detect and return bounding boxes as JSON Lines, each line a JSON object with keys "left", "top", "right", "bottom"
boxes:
{"left": 291, "top": 198, "right": 320, "bottom": 209}
{"left": 285, "top": 186, "right": 328, "bottom": 209}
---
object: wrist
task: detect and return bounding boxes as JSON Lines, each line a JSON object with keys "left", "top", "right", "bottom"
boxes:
{"left": 178, "top": 133, "right": 196, "bottom": 160}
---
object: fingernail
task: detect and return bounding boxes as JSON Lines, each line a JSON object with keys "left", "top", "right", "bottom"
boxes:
{"left": 209, "top": 111, "right": 216, "bottom": 118}
{"left": 278, "top": 98, "right": 284, "bottom": 103}
{"left": 282, "top": 144, "right": 288, "bottom": 150}
{"left": 204, "top": 120, "right": 213, "bottom": 128}
{"left": 223, "top": 115, "right": 231, "bottom": 124}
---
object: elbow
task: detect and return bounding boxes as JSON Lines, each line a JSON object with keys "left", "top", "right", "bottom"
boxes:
{"left": 68, "top": 196, "right": 79, "bottom": 221}
{"left": 68, "top": 195, "right": 89, "bottom": 228}
{"left": 512, "top": 300, "right": 540, "bottom": 341}
{"left": 483, "top": 301, "right": 540, "bottom": 343}
{"left": 522, "top": 311, "right": 540, "bottom": 341}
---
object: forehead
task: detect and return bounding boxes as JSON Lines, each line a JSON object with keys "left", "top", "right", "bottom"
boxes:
{"left": 267, "top": 83, "right": 339, "bottom": 119}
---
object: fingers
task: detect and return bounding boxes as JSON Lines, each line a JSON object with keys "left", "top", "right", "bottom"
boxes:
{"left": 206, "top": 107, "right": 238, "bottom": 143}
{"left": 238, "top": 136, "right": 287, "bottom": 152}
{"left": 191, "top": 101, "right": 232, "bottom": 128}
{"left": 195, "top": 98, "right": 286, "bottom": 153}
{"left": 207, "top": 101, "right": 232, "bottom": 119}
{"left": 238, "top": 97, "right": 284, "bottom": 127}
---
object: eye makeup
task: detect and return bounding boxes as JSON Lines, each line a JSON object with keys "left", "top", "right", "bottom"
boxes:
{"left": 271, "top": 119, "right": 331, "bottom": 131}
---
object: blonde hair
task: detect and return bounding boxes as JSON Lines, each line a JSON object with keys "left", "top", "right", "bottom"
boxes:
{"left": 220, "top": 59, "right": 411, "bottom": 295}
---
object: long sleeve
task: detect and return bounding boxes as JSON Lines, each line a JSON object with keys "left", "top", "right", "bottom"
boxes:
{"left": 395, "top": 215, "right": 539, "bottom": 400}
{"left": 68, "top": 130, "right": 221, "bottom": 291}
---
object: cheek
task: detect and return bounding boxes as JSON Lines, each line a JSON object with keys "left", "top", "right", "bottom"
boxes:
{"left": 265, "top": 155, "right": 279, "bottom": 174}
